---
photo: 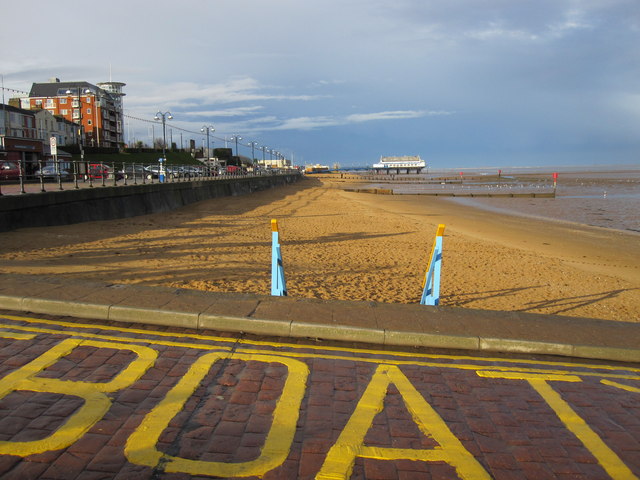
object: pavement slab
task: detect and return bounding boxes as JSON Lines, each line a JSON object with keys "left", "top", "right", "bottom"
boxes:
{"left": 1, "top": 273, "right": 639, "bottom": 362}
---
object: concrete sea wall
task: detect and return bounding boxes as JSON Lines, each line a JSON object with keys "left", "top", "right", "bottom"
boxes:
{"left": 0, "top": 174, "right": 300, "bottom": 232}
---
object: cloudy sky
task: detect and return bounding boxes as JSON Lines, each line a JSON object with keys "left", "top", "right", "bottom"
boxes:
{"left": 2, "top": 0, "right": 639, "bottom": 168}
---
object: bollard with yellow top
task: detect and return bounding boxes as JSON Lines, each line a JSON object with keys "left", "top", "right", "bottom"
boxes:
{"left": 271, "top": 219, "right": 287, "bottom": 296}
{"left": 421, "top": 224, "right": 445, "bottom": 306}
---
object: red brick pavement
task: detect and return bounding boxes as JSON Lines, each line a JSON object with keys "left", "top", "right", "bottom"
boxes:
{"left": 0, "top": 312, "right": 638, "bottom": 479}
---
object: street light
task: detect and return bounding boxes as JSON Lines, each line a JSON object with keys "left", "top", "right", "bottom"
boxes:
{"left": 201, "top": 125, "right": 215, "bottom": 161}
{"left": 261, "top": 145, "right": 268, "bottom": 164}
{"left": 248, "top": 141, "right": 258, "bottom": 165}
{"left": 230, "top": 135, "right": 242, "bottom": 158}
{"left": 66, "top": 86, "right": 91, "bottom": 184}
{"left": 154, "top": 111, "right": 173, "bottom": 159}
{"left": 66, "top": 87, "right": 90, "bottom": 147}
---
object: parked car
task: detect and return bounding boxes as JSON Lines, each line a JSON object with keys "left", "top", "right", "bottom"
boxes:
{"left": 225, "top": 165, "right": 246, "bottom": 175}
{"left": 144, "top": 165, "right": 178, "bottom": 179}
{"left": 0, "top": 161, "right": 20, "bottom": 180}
{"left": 34, "top": 165, "right": 73, "bottom": 181}
{"left": 121, "top": 164, "right": 153, "bottom": 180}
{"left": 178, "top": 165, "right": 204, "bottom": 177}
{"left": 88, "top": 163, "right": 123, "bottom": 180}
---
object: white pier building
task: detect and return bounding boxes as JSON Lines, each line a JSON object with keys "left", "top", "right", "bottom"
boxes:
{"left": 372, "top": 155, "right": 426, "bottom": 174}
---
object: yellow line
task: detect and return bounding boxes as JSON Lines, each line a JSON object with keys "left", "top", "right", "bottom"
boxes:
{"left": 2, "top": 313, "right": 639, "bottom": 375}
{"left": 0, "top": 323, "right": 232, "bottom": 353}
{"left": 529, "top": 378, "right": 637, "bottom": 480}
{"left": 601, "top": 380, "right": 640, "bottom": 393}
{"left": 0, "top": 331, "right": 37, "bottom": 340}
{"left": 1, "top": 321, "right": 638, "bottom": 381}
{"left": 234, "top": 348, "right": 640, "bottom": 381}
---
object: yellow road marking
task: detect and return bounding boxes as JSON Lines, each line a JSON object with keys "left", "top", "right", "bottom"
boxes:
{"left": 477, "top": 371, "right": 638, "bottom": 480}
{"left": 0, "top": 331, "right": 36, "bottom": 340}
{"left": 0, "top": 338, "right": 156, "bottom": 456}
{"left": 0, "top": 315, "right": 637, "bottom": 478}
{"left": 126, "top": 352, "right": 309, "bottom": 478}
{"left": 0, "top": 322, "right": 233, "bottom": 353}
{"left": 601, "top": 379, "right": 640, "bottom": 393}
{"left": 3, "top": 313, "right": 639, "bottom": 374}
{"left": 0, "top": 320, "right": 638, "bottom": 381}
{"left": 317, "top": 364, "right": 490, "bottom": 480}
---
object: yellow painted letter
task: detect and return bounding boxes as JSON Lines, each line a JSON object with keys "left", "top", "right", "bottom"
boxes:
{"left": 317, "top": 364, "right": 490, "bottom": 480}
{"left": 0, "top": 338, "right": 157, "bottom": 456}
{"left": 126, "top": 352, "right": 309, "bottom": 478}
{"left": 478, "top": 371, "right": 637, "bottom": 480}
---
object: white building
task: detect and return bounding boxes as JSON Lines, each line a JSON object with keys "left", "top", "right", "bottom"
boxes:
{"left": 372, "top": 155, "right": 426, "bottom": 174}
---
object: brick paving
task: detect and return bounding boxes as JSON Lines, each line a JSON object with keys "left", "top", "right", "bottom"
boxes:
{"left": 0, "top": 312, "right": 638, "bottom": 479}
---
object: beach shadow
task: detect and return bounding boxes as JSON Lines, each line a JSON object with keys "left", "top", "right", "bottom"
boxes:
{"left": 294, "top": 231, "right": 414, "bottom": 245}
{"left": 443, "top": 285, "right": 544, "bottom": 306}
{"left": 517, "top": 289, "right": 636, "bottom": 315}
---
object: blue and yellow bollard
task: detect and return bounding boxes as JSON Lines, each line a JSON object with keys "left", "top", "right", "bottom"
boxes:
{"left": 421, "top": 224, "right": 445, "bottom": 306}
{"left": 271, "top": 219, "right": 287, "bottom": 296}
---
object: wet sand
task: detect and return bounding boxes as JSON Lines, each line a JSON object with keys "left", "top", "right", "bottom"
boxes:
{"left": 1, "top": 176, "right": 638, "bottom": 322}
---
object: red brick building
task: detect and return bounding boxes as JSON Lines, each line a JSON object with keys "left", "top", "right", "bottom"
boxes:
{"left": 25, "top": 78, "right": 125, "bottom": 149}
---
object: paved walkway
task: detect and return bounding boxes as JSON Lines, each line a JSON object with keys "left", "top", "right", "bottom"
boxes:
{"left": 0, "top": 309, "right": 638, "bottom": 479}
{"left": 0, "top": 273, "right": 638, "bottom": 363}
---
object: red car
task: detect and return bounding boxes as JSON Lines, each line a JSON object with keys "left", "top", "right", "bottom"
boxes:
{"left": 88, "top": 163, "right": 123, "bottom": 180}
{"left": 0, "top": 161, "right": 20, "bottom": 180}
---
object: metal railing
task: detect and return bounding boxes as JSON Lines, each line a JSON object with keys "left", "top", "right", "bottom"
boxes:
{"left": 0, "top": 159, "right": 300, "bottom": 196}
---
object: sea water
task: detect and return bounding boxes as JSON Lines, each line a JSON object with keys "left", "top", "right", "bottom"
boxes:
{"left": 362, "top": 165, "right": 640, "bottom": 233}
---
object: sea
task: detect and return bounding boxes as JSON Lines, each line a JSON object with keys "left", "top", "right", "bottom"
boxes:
{"left": 358, "top": 164, "right": 640, "bottom": 234}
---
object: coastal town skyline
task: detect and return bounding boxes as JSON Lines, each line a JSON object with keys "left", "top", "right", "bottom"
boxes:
{"left": 2, "top": 0, "right": 638, "bottom": 169}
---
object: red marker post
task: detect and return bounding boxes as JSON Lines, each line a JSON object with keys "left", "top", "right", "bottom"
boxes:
{"left": 553, "top": 172, "right": 558, "bottom": 189}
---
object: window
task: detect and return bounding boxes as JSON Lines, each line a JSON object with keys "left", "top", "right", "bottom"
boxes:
{"left": 61, "top": 109, "right": 68, "bottom": 116}
{"left": 86, "top": 108, "right": 92, "bottom": 115}
{"left": 72, "top": 99, "right": 79, "bottom": 107}
{"left": 35, "top": 99, "right": 42, "bottom": 106}
{"left": 73, "top": 109, "right": 80, "bottom": 119}
{"left": 86, "top": 96, "right": 91, "bottom": 103}
{"left": 60, "top": 98, "right": 67, "bottom": 105}
{"left": 87, "top": 119, "right": 92, "bottom": 125}
{"left": 46, "top": 99, "right": 55, "bottom": 108}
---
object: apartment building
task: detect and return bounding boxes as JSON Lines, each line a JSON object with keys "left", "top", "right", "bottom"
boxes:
{"left": 25, "top": 78, "right": 125, "bottom": 148}
{"left": 34, "top": 109, "right": 78, "bottom": 147}
{"left": 0, "top": 104, "right": 42, "bottom": 171}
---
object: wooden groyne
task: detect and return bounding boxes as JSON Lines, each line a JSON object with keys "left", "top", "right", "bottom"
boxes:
{"left": 345, "top": 188, "right": 555, "bottom": 198}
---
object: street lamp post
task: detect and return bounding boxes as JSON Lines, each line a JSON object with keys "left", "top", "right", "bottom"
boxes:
{"left": 230, "top": 135, "right": 242, "bottom": 158}
{"left": 261, "top": 145, "right": 268, "bottom": 164}
{"left": 67, "top": 87, "right": 90, "bottom": 184}
{"left": 154, "top": 111, "right": 173, "bottom": 159}
{"left": 201, "top": 125, "right": 215, "bottom": 161}
{"left": 248, "top": 141, "right": 258, "bottom": 165}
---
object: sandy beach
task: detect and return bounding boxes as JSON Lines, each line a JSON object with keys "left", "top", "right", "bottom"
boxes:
{"left": 1, "top": 175, "right": 638, "bottom": 323}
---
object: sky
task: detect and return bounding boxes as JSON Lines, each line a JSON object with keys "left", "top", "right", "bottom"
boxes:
{"left": 1, "top": 0, "right": 639, "bottom": 169}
